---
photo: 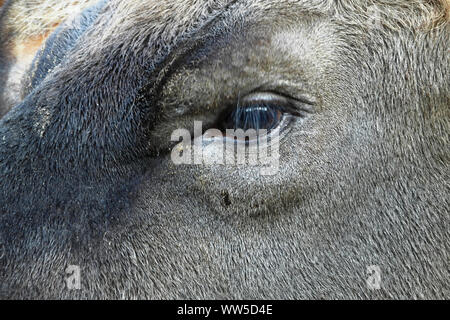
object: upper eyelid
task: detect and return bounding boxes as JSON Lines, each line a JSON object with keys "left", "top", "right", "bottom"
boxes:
{"left": 239, "top": 91, "right": 314, "bottom": 117}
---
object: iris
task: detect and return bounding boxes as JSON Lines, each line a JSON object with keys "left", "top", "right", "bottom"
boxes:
{"left": 223, "top": 104, "right": 283, "bottom": 133}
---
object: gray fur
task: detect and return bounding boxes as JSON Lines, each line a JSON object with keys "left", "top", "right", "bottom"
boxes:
{"left": 0, "top": 0, "right": 448, "bottom": 299}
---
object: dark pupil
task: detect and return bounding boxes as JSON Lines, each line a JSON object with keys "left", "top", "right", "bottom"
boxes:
{"left": 225, "top": 105, "right": 282, "bottom": 132}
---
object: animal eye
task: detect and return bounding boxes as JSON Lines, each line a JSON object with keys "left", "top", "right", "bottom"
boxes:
{"left": 223, "top": 103, "right": 284, "bottom": 133}
{"left": 217, "top": 92, "right": 301, "bottom": 142}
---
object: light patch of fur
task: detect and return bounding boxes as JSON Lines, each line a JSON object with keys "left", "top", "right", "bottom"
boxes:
{"left": 438, "top": 0, "right": 450, "bottom": 23}
{"left": 4, "top": 0, "right": 97, "bottom": 41}
{"left": 10, "top": 31, "right": 49, "bottom": 75}
{"left": 2, "top": 59, "right": 27, "bottom": 110}
{"left": 33, "top": 105, "right": 51, "bottom": 137}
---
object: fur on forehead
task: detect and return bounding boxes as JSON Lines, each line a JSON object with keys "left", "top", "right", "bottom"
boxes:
{"left": 1, "top": 0, "right": 449, "bottom": 42}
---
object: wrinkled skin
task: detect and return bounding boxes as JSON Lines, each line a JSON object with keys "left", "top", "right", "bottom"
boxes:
{"left": 0, "top": 0, "right": 449, "bottom": 299}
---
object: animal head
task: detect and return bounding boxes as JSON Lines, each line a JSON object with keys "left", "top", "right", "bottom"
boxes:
{"left": 0, "top": 0, "right": 448, "bottom": 299}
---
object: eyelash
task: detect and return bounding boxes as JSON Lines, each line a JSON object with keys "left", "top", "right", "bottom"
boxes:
{"left": 203, "top": 91, "right": 313, "bottom": 144}
{"left": 223, "top": 103, "right": 285, "bottom": 132}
